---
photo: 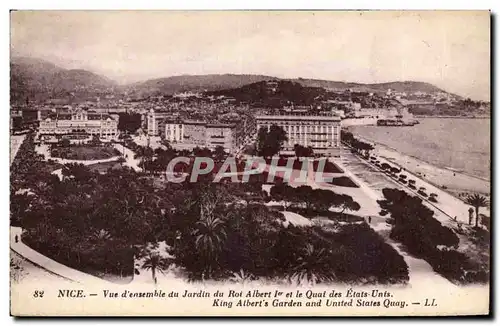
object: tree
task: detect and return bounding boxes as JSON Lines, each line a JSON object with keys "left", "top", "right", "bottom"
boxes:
{"left": 465, "top": 194, "right": 489, "bottom": 227}
{"left": 337, "top": 194, "right": 361, "bottom": 217}
{"left": 193, "top": 147, "right": 212, "bottom": 157}
{"left": 290, "top": 243, "right": 335, "bottom": 285}
{"left": 295, "top": 185, "right": 315, "bottom": 212}
{"left": 118, "top": 113, "right": 142, "bottom": 134}
{"left": 213, "top": 146, "right": 227, "bottom": 162}
{"left": 378, "top": 188, "right": 459, "bottom": 253}
{"left": 10, "top": 192, "right": 33, "bottom": 227}
{"left": 60, "top": 138, "right": 70, "bottom": 148}
{"left": 256, "top": 125, "right": 288, "bottom": 158}
{"left": 194, "top": 214, "right": 228, "bottom": 278}
{"left": 134, "top": 146, "right": 154, "bottom": 173}
{"left": 90, "top": 135, "right": 101, "bottom": 146}
{"left": 142, "top": 253, "right": 170, "bottom": 285}
{"left": 294, "top": 144, "right": 314, "bottom": 158}
{"left": 270, "top": 184, "right": 297, "bottom": 210}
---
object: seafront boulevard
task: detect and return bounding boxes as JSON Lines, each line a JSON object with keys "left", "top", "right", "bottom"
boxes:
{"left": 363, "top": 137, "right": 489, "bottom": 196}
{"left": 339, "top": 143, "right": 488, "bottom": 225}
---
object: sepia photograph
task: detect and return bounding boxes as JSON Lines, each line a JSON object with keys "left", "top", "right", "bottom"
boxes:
{"left": 9, "top": 10, "right": 491, "bottom": 316}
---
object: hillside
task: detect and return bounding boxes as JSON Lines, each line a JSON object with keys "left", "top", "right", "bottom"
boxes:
{"left": 206, "top": 80, "right": 328, "bottom": 107}
{"left": 10, "top": 57, "right": 117, "bottom": 103}
{"left": 127, "top": 74, "right": 278, "bottom": 96}
{"left": 10, "top": 57, "right": 455, "bottom": 105}
{"left": 291, "top": 78, "right": 447, "bottom": 94}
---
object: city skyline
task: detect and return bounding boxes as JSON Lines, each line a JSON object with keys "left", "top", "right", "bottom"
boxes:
{"left": 11, "top": 10, "right": 490, "bottom": 100}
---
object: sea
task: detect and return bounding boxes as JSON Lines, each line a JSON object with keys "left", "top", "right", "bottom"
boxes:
{"left": 348, "top": 117, "right": 491, "bottom": 180}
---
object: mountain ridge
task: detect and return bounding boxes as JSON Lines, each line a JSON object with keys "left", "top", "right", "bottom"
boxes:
{"left": 10, "top": 56, "right": 453, "bottom": 102}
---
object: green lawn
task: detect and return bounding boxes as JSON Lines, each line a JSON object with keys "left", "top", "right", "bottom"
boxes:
{"left": 51, "top": 146, "right": 121, "bottom": 160}
{"left": 88, "top": 161, "right": 123, "bottom": 173}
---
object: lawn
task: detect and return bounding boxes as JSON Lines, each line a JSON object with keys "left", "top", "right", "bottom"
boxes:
{"left": 313, "top": 160, "right": 344, "bottom": 173}
{"left": 330, "top": 176, "right": 359, "bottom": 188}
{"left": 51, "top": 146, "right": 121, "bottom": 160}
{"left": 88, "top": 161, "right": 123, "bottom": 173}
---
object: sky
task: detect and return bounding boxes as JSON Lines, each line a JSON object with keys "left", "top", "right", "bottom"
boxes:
{"left": 10, "top": 10, "right": 490, "bottom": 100}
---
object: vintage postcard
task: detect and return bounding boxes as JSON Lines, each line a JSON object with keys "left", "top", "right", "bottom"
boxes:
{"left": 10, "top": 10, "right": 490, "bottom": 316}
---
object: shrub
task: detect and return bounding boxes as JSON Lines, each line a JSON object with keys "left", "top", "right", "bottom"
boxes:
{"left": 23, "top": 232, "right": 134, "bottom": 280}
{"left": 312, "top": 223, "right": 409, "bottom": 284}
{"left": 426, "top": 249, "right": 489, "bottom": 284}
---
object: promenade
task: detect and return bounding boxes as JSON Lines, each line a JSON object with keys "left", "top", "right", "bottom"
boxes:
{"left": 10, "top": 135, "right": 26, "bottom": 165}
{"left": 10, "top": 227, "right": 109, "bottom": 284}
{"left": 358, "top": 135, "right": 490, "bottom": 196}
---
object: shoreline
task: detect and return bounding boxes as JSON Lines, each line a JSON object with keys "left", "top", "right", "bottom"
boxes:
{"left": 348, "top": 132, "right": 490, "bottom": 197}
{"left": 414, "top": 115, "right": 490, "bottom": 119}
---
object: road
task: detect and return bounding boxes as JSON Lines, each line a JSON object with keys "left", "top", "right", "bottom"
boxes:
{"left": 10, "top": 135, "right": 26, "bottom": 165}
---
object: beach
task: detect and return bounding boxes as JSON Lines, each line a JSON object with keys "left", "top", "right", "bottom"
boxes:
{"left": 348, "top": 117, "right": 491, "bottom": 198}
{"left": 372, "top": 143, "right": 490, "bottom": 198}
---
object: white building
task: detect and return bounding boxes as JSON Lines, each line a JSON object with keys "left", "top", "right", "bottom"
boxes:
{"left": 39, "top": 108, "right": 118, "bottom": 140}
{"left": 255, "top": 114, "right": 342, "bottom": 157}
{"left": 165, "top": 121, "right": 184, "bottom": 142}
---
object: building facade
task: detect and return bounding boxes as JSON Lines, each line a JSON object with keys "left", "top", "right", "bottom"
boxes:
{"left": 164, "top": 120, "right": 184, "bottom": 143}
{"left": 182, "top": 120, "right": 209, "bottom": 148}
{"left": 255, "top": 114, "right": 341, "bottom": 156}
{"left": 39, "top": 108, "right": 119, "bottom": 140}
{"left": 206, "top": 123, "right": 237, "bottom": 151}
{"left": 163, "top": 119, "right": 246, "bottom": 154}
{"left": 146, "top": 109, "right": 171, "bottom": 137}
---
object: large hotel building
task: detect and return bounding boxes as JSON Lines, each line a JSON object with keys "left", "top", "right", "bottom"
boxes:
{"left": 38, "top": 108, "right": 119, "bottom": 140}
{"left": 255, "top": 113, "right": 341, "bottom": 157}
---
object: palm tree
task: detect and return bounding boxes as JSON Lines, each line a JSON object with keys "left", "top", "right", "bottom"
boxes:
{"left": 290, "top": 243, "right": 335, "bottom": 285}
{"left": 193, "top": 214, "right": 228, "bottom": 278}
{"left": 142, "top": 253, "right": 170, "bottom": 285}
{"left": 465, "top": 194, "right": 489, "bottom": 227}
{"left": 229, "top": 269, "right": 255, "bottom": 284}
{"left": 91, "top": 229, "right": 112, "bottom": 242}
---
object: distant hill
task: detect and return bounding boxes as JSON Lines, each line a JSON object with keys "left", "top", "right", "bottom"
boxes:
{"left": 291, "top": 78, "right": 447, "bottom": 94}
{"left": 129, "top": 75, "right": 448, "bottom": 98}
{"left": 127, "top": 74, "right": 278, "bottom": 96}
{"left": 10, "top": 57, "right": 453, "bottom": 104}
{"left": 207, "top": 80, "right": 331, "bottom": 108}
{"left": 10, "top": 57, "right": 117, "bottom": 103}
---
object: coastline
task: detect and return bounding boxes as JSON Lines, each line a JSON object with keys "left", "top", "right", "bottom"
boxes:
{"left": 350, "top": 133, "right": 490, "bottom": 197}
{"left": 414, "top": 115, "right": 490, "bottom": 119}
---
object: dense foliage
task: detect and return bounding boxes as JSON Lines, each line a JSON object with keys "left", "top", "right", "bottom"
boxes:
{"left": 341, "top": 130, "right": 374, "bottom": 157}
{"left": 256, "top": 125, "right": 288, "bottom": 158}
{"left": 50, "top": 145, "right": 120, "bottom": 160}
{"left": 378, "top": 188, "right": 488, "bottom": 284}
{"left": 118, "top": 113, "right": 142, "bottom": 133}
{"left": 269, "top": 184, "right": 361, "bottom": 217}
{"left": 11, "top": 133, "right": 409, "bottom": 285}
